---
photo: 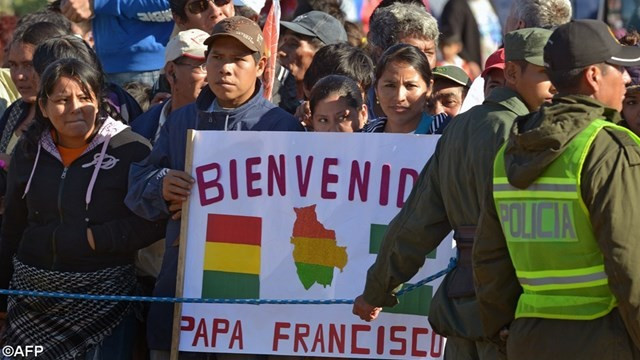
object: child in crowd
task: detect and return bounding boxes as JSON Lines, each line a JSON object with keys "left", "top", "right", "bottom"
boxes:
{"left": 437, "top": 33, "right": 481, "bottom": 80}
{"left": 309, "top": 75, "right": 368, "bottom": 132}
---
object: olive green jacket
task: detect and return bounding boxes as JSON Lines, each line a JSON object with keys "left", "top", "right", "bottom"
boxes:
{"left": 363, "top": 87, "right": 529, "bottom": 339}
{"left": 473, "top": 95, "right": 640, "bottom": 350}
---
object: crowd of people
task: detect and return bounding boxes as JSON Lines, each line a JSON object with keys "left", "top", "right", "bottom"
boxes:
{"left": 0, "top": 0, "right": 639, "bottom": 359}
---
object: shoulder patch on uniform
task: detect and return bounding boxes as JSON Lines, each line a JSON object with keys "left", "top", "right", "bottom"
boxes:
{"left": 603, "top": 127, "right": 640, "bottom": 166}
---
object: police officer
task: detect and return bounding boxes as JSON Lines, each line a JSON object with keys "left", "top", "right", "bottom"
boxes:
{"left": 352, "top": 28, "right": 555, "bottom": 359}
{"left": 474, "top": 19, "right": 640, "bottom": 359}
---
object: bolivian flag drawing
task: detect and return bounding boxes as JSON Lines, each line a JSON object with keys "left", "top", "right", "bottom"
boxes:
{"left": 202, "top": 214, "right": 261, "bottom": 299}
{"left": 370, "top": 224, "right": 436, "bottom": 316}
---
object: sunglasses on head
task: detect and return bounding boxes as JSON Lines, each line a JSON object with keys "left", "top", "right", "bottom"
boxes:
{"left": 186, "top": 0, "right": 231, "bottom": 14}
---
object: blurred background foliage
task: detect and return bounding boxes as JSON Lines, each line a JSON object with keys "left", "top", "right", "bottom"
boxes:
{"left": 0, "top": 0, "right": 48, "bottom": 17}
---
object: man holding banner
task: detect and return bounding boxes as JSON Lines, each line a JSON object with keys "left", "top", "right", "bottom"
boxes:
{"left": 353, "top": 28, "right": 555, "bottom": 359}
{"left": 126, "top": 16, "right": 303, "bottom": 360}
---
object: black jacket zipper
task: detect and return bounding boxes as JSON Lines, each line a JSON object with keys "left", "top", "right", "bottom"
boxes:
{"left": 51, "top": 166, "right": 68, "bottom": 269}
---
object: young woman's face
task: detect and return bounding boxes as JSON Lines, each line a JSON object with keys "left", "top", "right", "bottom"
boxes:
{"left": 8, "top": 42, "right": 38, "bottom": 103}
{"left": 623, "top": 88, "right": 640, "bottom": 136}
{"left": 376, "top": 61, "right": 430, "bottom": 133}
{"left": 40, "top": 76, "right": 99, "bottom": 148}
{"left": 311, "top": 93, "right": 367, "bottom": 132}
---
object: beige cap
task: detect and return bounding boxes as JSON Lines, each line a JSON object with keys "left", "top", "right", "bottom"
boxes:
{"left": 165, "top": 29, "right": 210, "bottom": 65}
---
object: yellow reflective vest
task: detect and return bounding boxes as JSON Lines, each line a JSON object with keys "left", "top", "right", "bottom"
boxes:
{"left": 492, "top": 119, "right": 640, "bottom": 320}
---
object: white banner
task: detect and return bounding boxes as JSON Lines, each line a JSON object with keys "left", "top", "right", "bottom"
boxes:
{"left": 178, "top": 132, "right": 455, "bottom": 359}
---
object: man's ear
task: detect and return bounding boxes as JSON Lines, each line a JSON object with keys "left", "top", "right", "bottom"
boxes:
{"left": 256, "top": 55, "right": 267, "bottom": 77}
{"left": 504, "top": 61, "right": 520, "bottom": 86}
{"left": 358, "top": 103, "right": 369, "bottom": 129}
{"left": 165, "top": 62, "right": 177, "bottom": 88}
{"left": 584, "top": 65, "right": 601, "bottom": 93}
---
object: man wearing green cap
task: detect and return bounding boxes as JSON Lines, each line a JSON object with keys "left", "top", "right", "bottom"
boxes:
{"left": 474, "top": 19, "right": 640, "bottom": 359}
{"left": 429, "top": 65, "right": 472, "bottom": 118}
{"left": 352, "top": 27, "right": 554, "bottom": 359}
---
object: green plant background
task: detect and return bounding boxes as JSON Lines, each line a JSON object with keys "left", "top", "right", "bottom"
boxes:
{"left": 0, "top": 0, "right": 48, "bottom": 16}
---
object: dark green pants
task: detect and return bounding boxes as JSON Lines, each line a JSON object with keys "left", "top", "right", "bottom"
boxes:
{"left": 444, "top": 336, "right": 505, "bottom": 360}
{"left": 506, "top": 309, "right": 640, "bottom": 360}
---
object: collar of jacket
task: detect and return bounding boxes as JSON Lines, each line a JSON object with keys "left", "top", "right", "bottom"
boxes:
{"left": 547, "top": 94, "right": 623, "bottom": 123}
{"left": 483, "top": 86, "right": 530, "bottom": 117}
{"left": 194, "top": 79, "right": 266, "bottom": 130}
{"left": 40, "top": 116, "right": 127, "bottom": 161}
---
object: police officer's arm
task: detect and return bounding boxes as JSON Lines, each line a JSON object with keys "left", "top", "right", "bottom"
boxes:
{"left": 362, "top": 142, "right": 452, "bottom": 307}
{"left": 473, "top": 181, "right": 521, "bottom": 341}
{"left": 582, "top": 129, "right": 640, "bottom": 349}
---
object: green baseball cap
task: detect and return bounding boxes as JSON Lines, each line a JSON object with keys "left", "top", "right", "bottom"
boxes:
{"left": 504, "top": 28, "right": 553, "bottom": 66}
{"left": 432, "top": 65, "right": 471, "bottom": 88}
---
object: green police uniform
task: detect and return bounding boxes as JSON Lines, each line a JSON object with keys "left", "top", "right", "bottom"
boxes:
{"left": 492, "top": 119, "right": 632, "bottom": 322}
{"left": 363, "top": 87, "right": 526, "bottom": 359}
{"left": 474, "top": 19, "right": 640, "bottom": 359}
{"left": 474, "top": 95, "right": 640, "bottom": 359}
{"left": 362, "top": 28, "right": 552, "bottom": 359}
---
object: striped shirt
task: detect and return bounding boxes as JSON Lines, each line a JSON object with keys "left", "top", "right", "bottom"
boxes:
{"left": 361, "top": 113, "right": 452, "bottom": 134}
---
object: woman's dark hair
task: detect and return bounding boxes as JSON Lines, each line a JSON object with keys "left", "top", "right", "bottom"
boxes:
{"left": 344, "top": 21, "right": 366, "bottom": 49}
{"left": 24, "top": 58, "right": 107, "bottom": 156}
{"left": 374, "top": 43, "right": 432, "bottom": 88}
{"left": 13, "top": 10, "right": 73, "bottom": 40}
{"left": 310, "top": 75, "right": 364, "bottom": 114}
{"left": 32, "top": 35, "right": 103, "bottom": 76}
{"left": 303, "top": 43, "right": 374, "bottom": 94}
{"left": 31, "top": 35, "right": 127, "bottom": 122}
{"left": 13, "top": 21, "right": 71, "bottom": 49}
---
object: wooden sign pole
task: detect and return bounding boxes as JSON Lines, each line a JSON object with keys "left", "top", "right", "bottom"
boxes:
{"left": 170, "top": 129, "right": 197, "bottom": 360}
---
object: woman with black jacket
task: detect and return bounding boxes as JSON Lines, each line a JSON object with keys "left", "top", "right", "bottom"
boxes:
{"left": 0, "top": 58, "right": 165, "bottom": 359}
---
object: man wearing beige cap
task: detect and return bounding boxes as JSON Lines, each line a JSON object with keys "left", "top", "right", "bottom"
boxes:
{"left": 353, "top": 27, "right": 554, "bottom": 359}
{"left": 132, "top": 28, "right": 209, "bottom": 145}
{"left": 126, "top": 17, "right": 302, "bottom": 359}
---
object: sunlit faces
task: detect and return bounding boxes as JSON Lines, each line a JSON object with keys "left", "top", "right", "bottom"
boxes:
{"left": 278, "top": 30, "right": 320, "bottom": 82}
{"left": 483, "top": 69, "right": 506, "bottom": 98}
{"left": 178, "top": 0, "right": 234, "bottom": 32}
{"left": 39, "top": 76, "right": 99, "bottom": 148}
{"left": 428, "top": 79, "right": 465, "bottom": 118}
{"left": 311, "top": 94, "right": 367, "bottom": 132}
{"left": 167, "top": 56, "right": 208, "bottom": 108}
{"left": 375, "top": 61, "right": 430, "bottom": 133}
{"left": 399, "top": 35, "right": 437, "bottom": 69}
{"left": 8, "top": 42, "right": 38, "bottom": 103}
{"left": 509, "top": 63, "right": 556, "bottom": 111}
{"left": 206, "top": 36, "right": 265, "bottom": 108}
{"left": 623, "top": 88, "right": 640, "bottom": 136}
{"left": 594, "top": 63, "right": 630, "bottom": 113}
{"left": 622, "top": 87, "right": 640, "bottom": 136}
